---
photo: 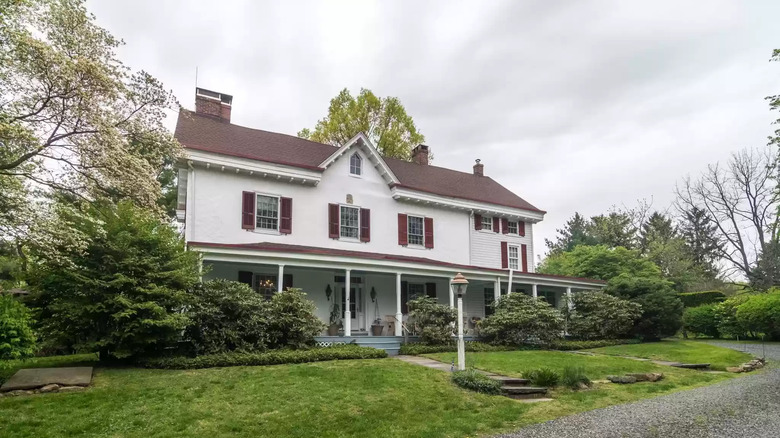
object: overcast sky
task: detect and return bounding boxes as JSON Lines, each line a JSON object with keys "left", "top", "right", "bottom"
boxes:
{"left": 87, "top": 0, "right": 780, "bottom": 260}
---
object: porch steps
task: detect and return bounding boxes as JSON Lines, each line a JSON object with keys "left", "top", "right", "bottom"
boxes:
{"left": 483, "top": 374, "right": 548, "bottom": 400}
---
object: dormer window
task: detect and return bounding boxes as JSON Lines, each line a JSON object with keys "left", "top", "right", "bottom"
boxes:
{"left": 349, "top": 153, "right": 362, "bottom": 176}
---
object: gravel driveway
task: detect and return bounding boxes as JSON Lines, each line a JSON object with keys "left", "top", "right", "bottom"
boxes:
{"left": 495, "top": 341, "right": 780, "bottom": 438}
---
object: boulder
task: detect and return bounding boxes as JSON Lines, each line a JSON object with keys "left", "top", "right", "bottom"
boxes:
{"left": 39, "top": 384, "right": 60, "bottom": 393}
{"left": 726, "top": 367, "right": 743, "bottom": 373}
{"left": 625, "top": 373, "right": 664, "bottom": 382}
{"left": 58, "top": 386, "right": 85, "bottom": 393}
{"left": 607, "top": 375, "right": 637, "bottom": 384}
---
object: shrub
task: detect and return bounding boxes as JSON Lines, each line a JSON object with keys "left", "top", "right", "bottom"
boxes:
{"left": 264, "top": 288, "right": 325, "bottom": 349}
{"left": 0, "top": 294, "right": 36, "bottom": 360}
{"left": 564, "top": 291, "right": 642, "bottom": 340}
{"left": 561, "top": 365, "right": 591, "bottom": 390}
{"left": 715, "top": 294, "right": 753, "bottom": 338}
{"left": 407, "top": 295, "right": 456, "bottom": 345}
{"left": 524, "top": 367, "right": 560, "bottom": 387}
{"left": 185, "top": 279, "right": 268, "bottom": 355}
{"left": 682, "top": 304, "right": 720, "bottom": 338}
{"left": 549, "top": 339, "right": 641, "bottom": 350}
{"left": 677, "top": 291, "right": 726, "bottom": 308}
{"left": 736, "top": 291, "right": 780, "bottom": 340}
{"left": 138, "top": 344, "right": 387, "bottom": 369}
{"left": 451, "top": 369, "right": 502, "bottom": 395}
{"left": 480, "top": 293, "right": 564, "bottom": 346}
{"left": 398, "top": 342, "right": 515, "bottom": 355}
{"left": 606, "top": 275, "right": 684, "bottom": 341}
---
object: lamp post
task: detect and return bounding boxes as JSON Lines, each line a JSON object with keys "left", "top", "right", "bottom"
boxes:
{"left": 451, "top": 272, "right": 469, "bottom": 371}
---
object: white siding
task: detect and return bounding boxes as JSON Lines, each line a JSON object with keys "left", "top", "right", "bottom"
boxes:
{"left": 469, "top": 215, "right": 535, "bottom": 271}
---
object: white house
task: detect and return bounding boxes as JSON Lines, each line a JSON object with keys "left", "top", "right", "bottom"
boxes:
{"left": 176, "top": 88, "right": 605, "bottom": 351}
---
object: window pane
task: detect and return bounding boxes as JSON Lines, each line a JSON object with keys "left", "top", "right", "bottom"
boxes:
{"left": 350, "top": 153, "right": 361, "bottom": 175}
{"left": 254, "top": 274, "right": 277, "bottom": 300}
{"left": 340, "top": 206, "right": 359, "bottom": 238}
{"left": 508, "top": 246, "right": 519, "bottom": 270}
{"left": 408, "top": 216, "right": 424, "bottom": 245}
{"left": 484, "top": 288, "right": 495, "bottom": 316}
{"left": 256, "top": 195, "right": 279, "bottom": 230}
{"left": 508, "top": 221, "right": 518, "bottom": 234}
{"left": 481, "top": 216, "right": 492, "bottom": 230}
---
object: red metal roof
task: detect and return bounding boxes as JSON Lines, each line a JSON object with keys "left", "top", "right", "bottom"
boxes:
{"left": 189, "top": 241, "right": 606, "bottom": 285}
{"left": 175, "top": 110, "right": 544, "bottom": 213}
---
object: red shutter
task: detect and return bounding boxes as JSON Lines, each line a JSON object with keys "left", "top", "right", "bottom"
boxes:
{"left": 519, "top": 221, "right": 526, "bottom": 237}
{"left": 398, "top": 213, "right": 408, "bottom": 246}
{"left": 492, "top": 217, "right": 500, "bottom": 233}
{"left": 521, "top": 244, "right": 528, "bottom": 272}
{"left": 424, "top": 217, "right": 434, "bottom": 249}
{"left": 280, "top": 197, "right": 292, "bottom": 234}
{"left": 474, "top": 214, "right": 482, "bottom": 230}
{"left": 360, "top": 208, "right": 371, "bottom": 242}
{"left": 328, "top": 203, "right": 339, "bottom": 238}
{"left": 242, "top": 191, "right": 255, "bottom": 230}
{"left": 501, "top": 218, "right": 509, "bottom": 234}
{"left": 500, "top": 241, "right": 508, "bottom": 269}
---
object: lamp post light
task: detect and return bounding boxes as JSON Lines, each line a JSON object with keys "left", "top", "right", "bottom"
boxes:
{"left": 451, "top": 272, "right": 469, "bottom": 371}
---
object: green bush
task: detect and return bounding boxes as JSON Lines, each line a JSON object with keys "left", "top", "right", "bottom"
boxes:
{"left": 607, "top": 275, "right": 684, "bottom": 341}
{"left": 451, "top": 369, "right": 502, "bottom": 395}
{"left": 398, "top": 342, "right": 515, "bottom": 355}
{"left": 264, "top": 288, "right": 326, "bottom": 349}
{"left": 407, "top": 295, "right": 456, "bottom": 345}
{"left": 138, "top": 344, "right": 387, "bottom": 369}
{"left": 549, "top": 339, "right": 641, "bottom": 350}
{"left": 715, "top": 294, "right": 753, "bottom": 338}
{"left": 185, "top": 279, "right": 268, "bottom": 355}
{"left": 677, "top": 291, "right": 726, "bottom": 308}
{"left": 561, "top": 365, "right": 591, "bottom": 390}
{"left": 564, "top": 291, "right": 642, "bottom": 340}
{"left": 0, "top": 294, "right": 36, "bottom": 360}
{"left": 683, "top": 304, "right": 720, "bottom": 338}
{"left": 524, "top": 367, "right": 560, "bottom": 387}
{"left": 736, "top": 291, "right": 780, "bottom": 340}
{"left": 480, "top": 293, "right": 564, "bottom": 346}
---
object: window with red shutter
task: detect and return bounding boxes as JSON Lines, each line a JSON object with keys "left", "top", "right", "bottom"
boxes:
{"left": 279, "top": 197, "right": 292, "bottom": 234}
{"left": 492, "top": 217, "right": 500, "bottom": 233}
{"left": 398, "top": 214, "right": 408, "bottom": 245}
{"left": 519, "top": 221, "right": 526, "bottom": 237}
{"left": 501, "top": 218, "right": 509, "bottom": 234}
{"left": 424, "top": 217, "right": 434, "bottom": 248}
{"left": 500, "top": 241, "right": 508, "bottom": 269}
{"left": 328, "top": 203, "right": 339, "bottom": 238}
{"left": 242, "top": 191, "right": 255, "bottom": 230}
{"left": 360, "top": 208, "right": 371, "bottom": 242}
{"left": 521, "top": 244, "right": 528, "bottom": 272}
{"left": 474, "top": 214, "right": 482, "bottom": 230}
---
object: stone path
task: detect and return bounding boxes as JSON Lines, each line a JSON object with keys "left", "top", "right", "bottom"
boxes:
{"left": 495, "top": 342, "right": 780, "bottom": 438}
{"left": 395, "top": 355, "right": 455, "bottom": 372}
{"left": 0, "top": 367, "right": 93, "bottom": 392}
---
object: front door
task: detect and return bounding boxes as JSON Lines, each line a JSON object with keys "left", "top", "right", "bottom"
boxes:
{"left": 342, "top": 285, "right": 362, "bottom": 332}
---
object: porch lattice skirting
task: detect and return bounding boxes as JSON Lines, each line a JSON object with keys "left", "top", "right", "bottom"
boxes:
{"left": 314, "top": 336, "right": 405, "bottom": 356}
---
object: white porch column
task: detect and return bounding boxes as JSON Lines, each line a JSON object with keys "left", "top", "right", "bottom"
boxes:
{"left": 395, "top": 273, "right": 402, "bottom": 336}
{"left": 494, "top": 277, "right": 501, "bottom": 301}
{"left": 532, "top": 284, "right": 538, "bottom": 298}
{"left": 566, "top": 287, "right": 573, "bottom": 309}
{"left": 507, "top": 269, "right": 514, "bottom": 294}
{"left": 344, "top": 269, "right": 352, "bottom": 337}
{"left": 277, "top": 264, "right": 284, "bottom": 292}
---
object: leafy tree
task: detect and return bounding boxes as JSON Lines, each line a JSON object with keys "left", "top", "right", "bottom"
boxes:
{"left": 538, "top": 245, "right": 662, "bottom": 281}
{"left": 715, "top": 294, "right": 754, "bottom": 339}
{"left": 298, "top": 88, "right": 425, "bottom": 160}
{"left": 0, "top": 294, "right": 36, "bottom": 360}
{"left": 407, "top": 295, "right": 456, "bottom": 345}
{"left": 0, "top": 0, "right": 181, "bottom": 239}
{"left": 28, "top": 201, "right": 200, "bottom": 360}
{"left": 564, "top": 291, "right": 641, "bottom": 340}
{"left": 678, "top": 206, "right": 721, "bottom": 277}
{"left": 645, "top": 237, "right": 706, "bottom": 292}
{"left": 263, "top": 288, "right": 325, "bottom": 350}
{"left": 751, "top": 239, "right": 780, "bottom": 290}
{"left": 185, "top": 279, "right": 268, "bottom": 355}
{"left": 589, "top": 212, "right": 637, "bottom": 249}
{"left": 544, "top": 212, "right": 597, "bottom": 255}
{"left": 480, "top": 293, "right": 564, "bottom": 346}
{"left": 606, "top": 275, "right": 683, "bottom": 340}
{"left": 736, "top": 290, "right": 780, "bottom": 340}
{"left": 682, "top": 304, "right": 720, "bottom": 338}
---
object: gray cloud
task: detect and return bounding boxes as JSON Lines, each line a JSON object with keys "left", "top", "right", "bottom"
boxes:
{"left": 88, "top": 0, "right": 780, "bottom": 259}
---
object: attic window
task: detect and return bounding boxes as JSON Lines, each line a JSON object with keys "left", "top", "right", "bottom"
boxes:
{"left": 349, "top": 153, "right": 362, "bottom": 176}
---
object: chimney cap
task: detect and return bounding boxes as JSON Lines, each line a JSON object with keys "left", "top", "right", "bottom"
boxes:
{"left": 475, "top": 159, "right": 481, "bottom": 164}
{"left": 196, "top": 87, "right": 233, "bottom": 105}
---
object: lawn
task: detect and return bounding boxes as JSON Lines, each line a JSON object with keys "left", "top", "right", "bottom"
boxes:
{"left": 585, "top": 340, "right": 754, "bottom": 370}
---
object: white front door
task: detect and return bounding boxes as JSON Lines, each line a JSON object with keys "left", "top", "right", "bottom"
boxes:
{"left": 342, "top": 285, "right": 363, "bottom": 332}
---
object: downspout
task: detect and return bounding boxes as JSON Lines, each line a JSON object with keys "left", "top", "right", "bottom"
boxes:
{"left": 468, "top": 211, "right": 474, "bottom": 265}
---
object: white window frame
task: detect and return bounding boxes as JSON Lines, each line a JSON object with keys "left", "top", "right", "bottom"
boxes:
{"left": 339, "top": 205, "right": 360, "bottom": 240}
{"left": 481, "top": 216, "right": 493, "bottom": 231}
{"left": 256, "top": 193, "right": 280, "bottom": 231}
{"left": 508, "top": 245, "right": 519, "bottom": 270}
{"left": 507, "top": 221, "right": 519, "bottom": 235}
{"left": 349, "top": 152, "right": 362, "bottom": 176}
{"left": 407, "top": 215, "right": 425, "bottom": 247}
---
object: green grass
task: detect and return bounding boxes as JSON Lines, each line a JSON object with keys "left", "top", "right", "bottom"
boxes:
{"left": 585, "top": 340, "right": 754, "bottom": 370}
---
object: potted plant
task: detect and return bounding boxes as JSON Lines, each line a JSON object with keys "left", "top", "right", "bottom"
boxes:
{"left": 370, "top": 287, "right": 384, "bottom": 336}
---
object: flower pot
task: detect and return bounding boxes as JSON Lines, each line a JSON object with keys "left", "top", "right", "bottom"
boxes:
{"left": 327, "top": 324, "right": 340, "bottom": 336}
{"left": 371, "top": 324, "right": 384, "bottom": 336}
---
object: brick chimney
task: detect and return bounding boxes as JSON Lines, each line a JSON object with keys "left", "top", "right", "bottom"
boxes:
{"left": 473, "top": 159, "right": 484, "bottom": 176}
{"left": 195, "top": 87, "right": 232, "bottom": 122}
{"left": 411, "top": 144, "right": 430, "bottom": 165}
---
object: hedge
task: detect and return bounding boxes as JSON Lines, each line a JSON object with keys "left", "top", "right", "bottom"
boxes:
{"left": 137, "top": 344, "right": 387, "bottom": 369}
{"left": 550, "top": 338, "right": 641, "bottom": 350}
{"left": 677, "top": 291, "right": 726, "bottom": 308}
{"left": 451, "top": 369, "right": 502, "bottom": 395}
{"left": 398, "top": 339, "right": 640, "bottom": 355}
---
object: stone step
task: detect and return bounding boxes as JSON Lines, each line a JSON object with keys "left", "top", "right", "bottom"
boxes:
{"left": 672, "top": 363, "right": 711, "bottom": 369}
{"left": 501, "top": 386, "right": 548, "bottom": 395}
{"left": 489, "top": 376, "right": 530, "bottom": 385}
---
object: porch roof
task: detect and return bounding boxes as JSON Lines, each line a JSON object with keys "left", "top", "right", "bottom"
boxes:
{"left": 189, "top": 241, "right": 606, "bottom": 287}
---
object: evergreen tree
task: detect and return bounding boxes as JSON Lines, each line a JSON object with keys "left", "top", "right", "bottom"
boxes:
{"left": 679, "top": 206, "right": 721, "bottom": 277}
{"left": 639, "top": 212, "right": 677, "bottom": 254}
{"left": 545, "top": 212, "right": 597, "bottom": 255}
